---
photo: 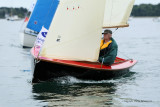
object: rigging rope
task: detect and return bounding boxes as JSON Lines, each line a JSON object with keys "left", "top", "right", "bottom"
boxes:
{"left": 118, "top": 50, "right": 133, "bottom": 61}
{"left": 113, "top": 28, "right": 118, "bottom": 34}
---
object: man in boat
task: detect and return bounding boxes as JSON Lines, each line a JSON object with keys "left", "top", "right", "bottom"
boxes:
{"left": 99, "top": 29, "right": 118, "bottom": 65}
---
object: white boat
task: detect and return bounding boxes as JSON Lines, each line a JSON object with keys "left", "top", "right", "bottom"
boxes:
{"left": 7, "top": 15, "right": 21, "bottom": 21}
{"left": 128, "top": 16, "right": 133, "bottom": 21}
{"left": 19, "top": 30, "right": 37, "bottom": 48}
{"left": 153, "top": 17, "right": 160, "bottom": 22}
{"left": 20, "top": 0, "right": 59, "bottom": 48}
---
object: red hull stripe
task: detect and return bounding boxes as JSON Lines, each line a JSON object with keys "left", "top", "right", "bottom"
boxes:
{"left": 31, "top": 47, "right": 137, "bottom": 70}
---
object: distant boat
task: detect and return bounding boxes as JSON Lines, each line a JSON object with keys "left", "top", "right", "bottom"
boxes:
{"left": 7, "top": 15, "right": 21, "bottom": 21}
{"left": 6, "top": 8, "right": 21, "bottom": 21}
{"left": 20, "top": 0, "right": 59, "bottom": 48}
{"left": 153, "top": 17, "right": 160, "bottom": 22}
{"left": 128, "top": 16, "right": 133, "bottom": 21}
{"left": 31, "top": 0, "right": 137, "bottom": 83}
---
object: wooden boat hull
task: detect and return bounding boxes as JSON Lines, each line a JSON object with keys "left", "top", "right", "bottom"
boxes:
{"left": 31, "top": 48, "right": 137, "bottom": 83}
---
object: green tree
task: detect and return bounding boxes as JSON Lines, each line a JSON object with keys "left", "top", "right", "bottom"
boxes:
{"left": 131, "top": 3, "right": 160, "bottom": 16}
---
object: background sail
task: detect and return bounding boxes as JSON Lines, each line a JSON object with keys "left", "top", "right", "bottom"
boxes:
{"left": 29, "top": 0, "right": 37, "bottom": 12}
{"left": 40, "top": 0, "right": 106, "bottom": 62}
{"left": 103, "top": 0, "right": 135, "bottom": 28}
{"left": 27, "top": 0, "right": 59, "bottom": 32}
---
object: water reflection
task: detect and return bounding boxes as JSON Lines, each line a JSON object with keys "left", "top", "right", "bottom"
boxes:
{"left": 32, "top": 80, "right": 115, "bottom": 106}
{"left": 32, "top": 72, "right": 135, "bottom": 106}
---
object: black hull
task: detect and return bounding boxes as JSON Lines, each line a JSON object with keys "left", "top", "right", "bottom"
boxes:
{"left": 23, "top": 46, "right": 32, "bottom": 48}
{"left": 32, "top": 58, "right": 131, "bottom": 83}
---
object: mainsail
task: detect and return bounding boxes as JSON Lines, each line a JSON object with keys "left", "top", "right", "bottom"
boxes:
{"left": 40, "top": 0, "right": 106, "bottom": 61}
{"left": 27, "top": 0, "right": 59, "bottom": 32}
{"left": 40, "top": 0, "right": 135, "bottom": 62}
{"left": 103, "top": 0, "right": 135, "bottom": 28}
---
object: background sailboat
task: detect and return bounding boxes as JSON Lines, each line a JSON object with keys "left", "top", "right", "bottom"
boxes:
{"left": 31, "top": 0, "right": 137, "bottom": 83}
{"left": 19, "top": 0, "right": 59, "bottom": 48}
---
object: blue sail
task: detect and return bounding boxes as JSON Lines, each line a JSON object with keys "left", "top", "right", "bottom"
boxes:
{"left": 27, "top": 0, "right": 59, "bottom": 32}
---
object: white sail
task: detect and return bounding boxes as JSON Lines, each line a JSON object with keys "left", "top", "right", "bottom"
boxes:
{"left": 40, "top": 0, "right": 106, "bottom": 62}
{"left": 103, "top": 0, "right": 135, "bottom": 28}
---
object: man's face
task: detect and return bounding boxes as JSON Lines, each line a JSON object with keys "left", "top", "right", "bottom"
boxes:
{"left": 104, "top": 33, "right": 112, "bottom": 40}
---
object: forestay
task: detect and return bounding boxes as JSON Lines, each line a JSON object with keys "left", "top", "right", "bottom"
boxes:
{"left": 40, "top": 0, "right": 106, "bottom": 62}
{"left": 103, "top": 0, "right": 135, "bottom": 28}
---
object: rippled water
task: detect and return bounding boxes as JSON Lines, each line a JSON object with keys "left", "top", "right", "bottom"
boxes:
{"left": 0, "top": 18, "right": 160, "bottom": 107}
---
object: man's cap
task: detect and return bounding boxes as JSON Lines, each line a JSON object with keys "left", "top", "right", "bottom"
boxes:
{"left": 102, "top": 29, "right": 112, "bottom": 34}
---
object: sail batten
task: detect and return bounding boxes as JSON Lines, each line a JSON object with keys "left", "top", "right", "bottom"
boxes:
{"left": 103, "top": 0, "right": 135, "bottom": 28}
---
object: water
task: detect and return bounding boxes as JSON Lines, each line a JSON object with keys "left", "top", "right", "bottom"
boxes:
{"left": 0, "top": 18, "right": 160, "bottom": 107}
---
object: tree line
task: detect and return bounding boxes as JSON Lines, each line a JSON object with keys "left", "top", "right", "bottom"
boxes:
{"left": 131, "top": 3, "right": 160, "bottom": 16}
{"left": 0, "top": 7, "right": 27, "bottom": 18}
{"left": 0, "top": 3, "right": 160, "bottom": 18}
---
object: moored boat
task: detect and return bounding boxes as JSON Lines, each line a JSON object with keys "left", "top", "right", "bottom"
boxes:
{"left": 153, "top": 17, "right": 160, "bottom": 22}
{"left": 7, "top": 15, "right": 21, "bottom": 21}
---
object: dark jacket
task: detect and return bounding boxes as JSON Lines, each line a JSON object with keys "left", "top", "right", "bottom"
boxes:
{"left": 99, "top": 38, "right": 118, "bottom": 65}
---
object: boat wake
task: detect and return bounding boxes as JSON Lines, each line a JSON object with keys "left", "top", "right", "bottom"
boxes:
{"left": 51, "top": 71, "right": 136, "bottom": 84}
{"left": 53, "top": 76, "right": 112, "bottom": 84}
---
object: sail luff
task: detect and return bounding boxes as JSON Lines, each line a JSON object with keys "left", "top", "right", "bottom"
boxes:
{"left": 103, "top": 0, "right": 135, "bottom": 28}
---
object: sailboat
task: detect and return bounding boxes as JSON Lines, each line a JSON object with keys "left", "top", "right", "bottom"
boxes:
{"left": 31, "top": 0, "right": 137, "bottom": 83}
{"left": 19, "top": 0, "right": 59, "bottom": 48}
{"left": 153, "top": 17, "right": 160, "bottom": 22}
